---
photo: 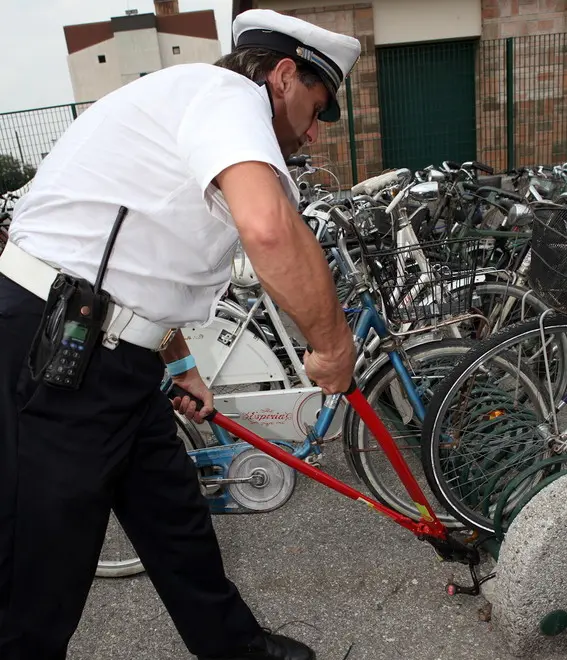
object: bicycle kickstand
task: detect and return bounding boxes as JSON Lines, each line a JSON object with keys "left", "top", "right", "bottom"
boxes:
{"left": 446, "top": 562, "right": 496, "bottom": 597}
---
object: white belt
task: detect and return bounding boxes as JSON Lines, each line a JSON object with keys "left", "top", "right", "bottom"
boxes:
{"left": 0, "top": 240, "right": 178, "bottom": 351}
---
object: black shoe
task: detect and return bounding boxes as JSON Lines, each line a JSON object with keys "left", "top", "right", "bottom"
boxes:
{"left": 198, "top": 630, "right": 315, "bottom": 660}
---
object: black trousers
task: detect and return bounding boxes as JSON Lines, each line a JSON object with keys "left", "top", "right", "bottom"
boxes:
{"left": 0, "top": 276, "right": 261, "bottom": 659}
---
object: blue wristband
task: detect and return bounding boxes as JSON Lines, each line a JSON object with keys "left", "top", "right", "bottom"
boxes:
{"left": 166, "top": 355, "right": 196, "bottom": 376}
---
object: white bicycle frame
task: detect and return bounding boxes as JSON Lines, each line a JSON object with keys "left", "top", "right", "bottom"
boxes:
{"left": 182, "top": 290, "right": 346, "bottom": 444}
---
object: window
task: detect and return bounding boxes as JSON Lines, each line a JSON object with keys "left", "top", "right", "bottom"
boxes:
{"left": 172, "top": 46, "right": 180, "bottom": 55}
{"left": 98, "top": 55, "right": 106, "bottom": 63}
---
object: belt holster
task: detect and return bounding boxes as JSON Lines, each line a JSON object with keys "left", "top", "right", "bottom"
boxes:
{"left": 28, "top": 273, "right": 110, "bottom": 390}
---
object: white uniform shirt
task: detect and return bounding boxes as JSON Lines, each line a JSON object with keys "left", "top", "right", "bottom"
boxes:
{"left": 9, "top": 64, "right": 299, "bottom": 327}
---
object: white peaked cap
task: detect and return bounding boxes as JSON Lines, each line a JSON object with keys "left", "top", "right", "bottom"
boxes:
{"left": 233, "top": 9, "right": 361, "bottom": 121}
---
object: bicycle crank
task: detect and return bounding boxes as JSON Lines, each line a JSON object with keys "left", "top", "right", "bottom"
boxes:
{"left": 188, "top": 443, "right": 297, "bottom": 514}
{"left": 227, "top": 448, "right": 296, "bottom": 512}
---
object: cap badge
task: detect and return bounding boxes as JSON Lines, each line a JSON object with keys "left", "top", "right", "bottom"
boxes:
{"left": 296, "top": 46, "right": 313, "bottom": 63}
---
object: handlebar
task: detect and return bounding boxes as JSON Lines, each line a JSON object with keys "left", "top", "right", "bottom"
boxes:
{"left": 472, "top": 161, "right": 495, "bottom": 175}
{"left": 461, "top": 181, "right": 523, "bottom": 201}
{"left": 442, "top": 160, "right": 494, "bottom": 175}
{"left": 444, "top": 160, "right": 462, "bottom": 171}
{"left": 286, "top": 155, "right": 311, "bottom": 168}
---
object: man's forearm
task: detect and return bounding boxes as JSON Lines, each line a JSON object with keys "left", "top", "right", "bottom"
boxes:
{"left": 160, "top": 329, "right": 190, "bottom": 364}
{"left": 216, "top": 161, "right": 351, "bottom": 358}
{"left": 239, "top": 213, "right": 350, "bottom": 357}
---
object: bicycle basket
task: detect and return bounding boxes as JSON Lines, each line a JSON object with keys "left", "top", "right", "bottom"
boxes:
{"left": 372, "top": 237, "right": 481, "bottom": 326}
{"left": 529, "top": 204, "right": 567, "bottom": 313}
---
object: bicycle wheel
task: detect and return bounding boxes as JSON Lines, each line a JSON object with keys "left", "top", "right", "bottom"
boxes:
{"left": 409, "top": 279, "right": 547, "bottom": 337}
{"left": 96, "top": 413, "right": 205, "bottom": 578}
{"left": 344, "top": 338, "right": 474, "bottom": 527}
{"left": 441, "top": 282, "right": 567, "bottom": 401}
{"left": 0, "top": 228, "right": 8, "bottom": 255}
{"left": 461, "top": 281, "right": 551, "bottom": 336}
{"left": 421, "top": 315, "right": 567, "bottom": 534}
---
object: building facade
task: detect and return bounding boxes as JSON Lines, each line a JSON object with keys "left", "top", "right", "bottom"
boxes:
{"left": 64, "top": 1, "right": 221, "bottom": 103}
{"left": 255, "top": 0, "right": 566, "bottom": 183}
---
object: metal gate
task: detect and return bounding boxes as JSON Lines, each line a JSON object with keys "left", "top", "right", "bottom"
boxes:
{"left": 377, "top": 39, "right": 478, "bottom": 171}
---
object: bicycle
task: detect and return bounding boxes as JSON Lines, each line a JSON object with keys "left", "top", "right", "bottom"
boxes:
{"left": 346, "top": 172, "right": 548, "bottom": 340}
{"left": 97, "top": 167, "right": 545, "bottom": 577}
{"left": 0, "top": 192, "right": 17, "bottom": 255}
{"left": 419, "top": 201, "right": 567, "bottom": 536}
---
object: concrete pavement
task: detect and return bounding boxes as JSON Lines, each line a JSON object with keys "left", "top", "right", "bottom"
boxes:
{"left": 69, "top": 441, "right": 567, "bottom": 660}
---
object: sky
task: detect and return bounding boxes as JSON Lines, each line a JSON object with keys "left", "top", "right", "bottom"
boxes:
{"left": 0, "top": 0, "right": 234, "bottom": 113}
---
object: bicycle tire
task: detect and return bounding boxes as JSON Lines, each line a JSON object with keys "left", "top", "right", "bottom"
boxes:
{"left": 344, "top": 338, "right": 475, "bottom": 527}
{"left": 462, "top": 281, "right": 551, "bottom": 335}
{"left": 397, "top": 279, "right": 549, "bottom": 340}
{"left": 469, "top": 284, "right": 567, "bottom": 402}
{"left": 0, "top": 229, "right": 8, "bottom": 255}
{"left": 421, "top": 315, "right": 567, "bottom": 534}
{"left": 96, "top": 414, "right": 205, "bottom": 578}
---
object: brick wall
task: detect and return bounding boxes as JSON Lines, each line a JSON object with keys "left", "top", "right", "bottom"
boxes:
{"left": 281, "top": 4, "right": 381, "bottom": 189}
{"left": 482, "top": 0, "right": 566, "bottom": 39}
{"left": 278, "top": 0, "right": 565, "bottom": 182}
{"left": 513, "top": 32, "right": 567, "bottom": 165}
{"left": 478, "top": 1, "right": 567, "bottom": 170}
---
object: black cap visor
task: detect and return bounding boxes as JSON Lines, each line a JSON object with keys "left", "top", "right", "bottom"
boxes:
{"left": 315, "top": 75, "right": 340, "bottom": 122}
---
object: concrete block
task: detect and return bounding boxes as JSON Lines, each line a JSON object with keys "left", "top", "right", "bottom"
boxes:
{"left": 489, "top": 475, "right": 567, "bottom": 657}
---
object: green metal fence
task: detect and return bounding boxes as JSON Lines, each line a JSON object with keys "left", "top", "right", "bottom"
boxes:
{"left": 378, "top": 38, "right": 479, "bottom": 174}
{"left": 477, "top": 33, "right": 567, "bottom": 173}
{"left": 512, "top": 33, "right": 566, "bottom": 169}
{"left": 1, "top": 32, "right": 566, "bottom": 195}
{"left": 283, "top": 31, "right": 567, "bottom": 191}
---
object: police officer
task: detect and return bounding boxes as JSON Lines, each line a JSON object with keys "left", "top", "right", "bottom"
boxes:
{"left": 0, "top": 9, "right": 359, "bottom": 660}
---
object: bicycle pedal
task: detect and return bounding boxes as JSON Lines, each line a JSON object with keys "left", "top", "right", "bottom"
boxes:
{"left": 201, "top": 482, "right": 221, "bottom": 495}
{"left": 446, "top": 581, "right": 480, "bottom": 597}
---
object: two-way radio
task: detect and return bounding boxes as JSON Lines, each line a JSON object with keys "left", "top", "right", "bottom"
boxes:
{"left": 28, "top": 206, "right": 129, "bottom": 390}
